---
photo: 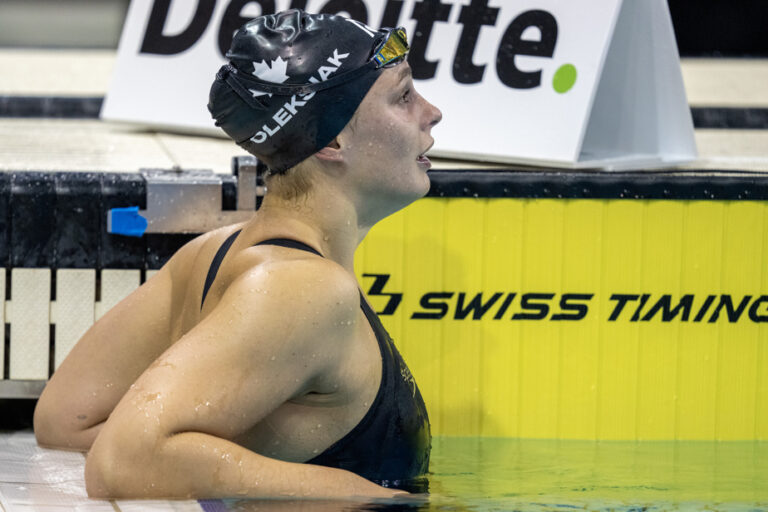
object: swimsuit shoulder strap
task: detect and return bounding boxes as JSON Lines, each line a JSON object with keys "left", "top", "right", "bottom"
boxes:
{"left": 201, "top": 229, "right": 242, "bottom": 310}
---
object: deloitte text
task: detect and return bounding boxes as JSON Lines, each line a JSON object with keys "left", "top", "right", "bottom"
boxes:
{"left": 364, "top": 274, "right": 768, "bottom": 324}
{"left": 138, "top": 0, "right": 576, "bottom": 93}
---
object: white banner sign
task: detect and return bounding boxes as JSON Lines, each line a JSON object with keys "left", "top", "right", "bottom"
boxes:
{"left": 103, "top": 0, "right": 697, "bottom": 169}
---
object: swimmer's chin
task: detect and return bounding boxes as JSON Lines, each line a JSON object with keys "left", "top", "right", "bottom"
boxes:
{"left": 412, "top": 173, "right": 431, "bottom": 200}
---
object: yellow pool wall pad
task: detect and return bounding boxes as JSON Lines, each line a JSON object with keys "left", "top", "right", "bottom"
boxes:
{"left": 355, "top": 197, "right": 768, "bottom": 441}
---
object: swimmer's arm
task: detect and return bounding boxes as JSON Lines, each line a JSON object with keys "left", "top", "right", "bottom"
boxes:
{"left": 33, "top": 264, "right": 174, "bottom": 450}
{"left": 85, "top": 261, "right": 400, "bottom": 500}
{"left": 34, "top": 236, "right": 205, "bottom": 451}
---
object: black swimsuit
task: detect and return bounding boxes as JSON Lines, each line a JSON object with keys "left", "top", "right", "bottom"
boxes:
{"left": 200, "top": 231, "right": 431, "bottom": 492}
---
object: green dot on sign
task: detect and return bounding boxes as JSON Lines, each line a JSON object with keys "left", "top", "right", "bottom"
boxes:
{"left": 553, "top": 64, "right": 577, "bottom": 93}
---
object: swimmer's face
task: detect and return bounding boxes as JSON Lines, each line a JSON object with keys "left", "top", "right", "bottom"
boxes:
{"left": 336, "top": 62, "right": 442, "bottom": 214}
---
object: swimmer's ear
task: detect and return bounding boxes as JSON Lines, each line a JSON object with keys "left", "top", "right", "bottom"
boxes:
{"left": 314, "top": 138, "right": 343, "bottom": 162}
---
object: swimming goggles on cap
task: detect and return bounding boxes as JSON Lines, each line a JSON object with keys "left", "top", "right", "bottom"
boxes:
{"left": 220, "top": 26, "right": 410, "bottom": 103}
{"left": 371, "top": 27, "right": 409, "bottom": 67}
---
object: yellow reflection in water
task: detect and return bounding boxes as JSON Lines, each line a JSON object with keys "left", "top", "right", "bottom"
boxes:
{"left": 429, "top": 437, "right": 768, "bottom": 510}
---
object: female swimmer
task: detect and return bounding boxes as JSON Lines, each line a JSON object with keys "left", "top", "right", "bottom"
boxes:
{"left": 34, "top": 9, "right": 441, "bottom": 499}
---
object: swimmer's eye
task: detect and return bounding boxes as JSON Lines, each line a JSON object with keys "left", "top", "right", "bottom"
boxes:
{"left": 400, "top": 88, "right": 412, "bottom": 104}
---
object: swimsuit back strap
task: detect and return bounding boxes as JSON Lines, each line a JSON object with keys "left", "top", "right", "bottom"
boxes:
{"left": 201, "top": 229, "right": 242, "bottom": 309}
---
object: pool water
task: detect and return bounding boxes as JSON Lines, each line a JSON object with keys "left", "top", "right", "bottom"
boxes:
{"left": 426, "top": 437, "right": 768, "bottom": 511}
{"left": 215, "top": 437, "right": 768, "bottom": 511}
{"left": 2, "top": 431, "right": 765, "bottom": 511}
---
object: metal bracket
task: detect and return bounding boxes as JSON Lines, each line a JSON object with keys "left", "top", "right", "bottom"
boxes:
{"left": 233, "top": 155, "right": 268, "bottom": 210}
{"left": 107, "top": 157, "right": 265, "bottom": 235}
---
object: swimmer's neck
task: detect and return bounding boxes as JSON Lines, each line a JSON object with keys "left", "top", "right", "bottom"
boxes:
{"left": 249, "top": 191, "right": 371, "bottom": 273}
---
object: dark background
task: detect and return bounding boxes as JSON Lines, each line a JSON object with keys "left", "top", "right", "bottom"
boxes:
{"left": 669, "top": 0, "right": 768, "bottom": 57}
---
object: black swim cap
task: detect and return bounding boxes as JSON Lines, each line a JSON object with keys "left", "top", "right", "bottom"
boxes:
{"left": 209, "top": 9, "right": 407, "bottom": 173}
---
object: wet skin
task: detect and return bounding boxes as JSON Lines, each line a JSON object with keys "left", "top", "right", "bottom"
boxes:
{"left": 34, "top": 62, "right": 441, "bottom": 500}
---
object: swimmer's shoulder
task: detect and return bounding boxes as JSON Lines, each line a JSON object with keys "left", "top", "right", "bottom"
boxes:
{"left": 220, "top": 251, "right": 361, "bottom": 344}
{"left": 164, "top": 223, "right": 248, "bottom": 279}
{"left": 221, "top": 234, "right": 360, "bottom": 306}
{"left": 169, "top": 226, "right": 360, "bottom": 337}
{"left": 235, "top": 252, "right": 359, "bottom": 317}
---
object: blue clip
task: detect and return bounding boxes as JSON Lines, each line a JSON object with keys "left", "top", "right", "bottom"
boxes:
{"left": 108, "top": 206, "right": 147, "bottom": 237}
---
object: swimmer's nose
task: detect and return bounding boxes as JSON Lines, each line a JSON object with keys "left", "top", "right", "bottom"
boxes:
{"left": 424, "top": 100, "right": 442, "bottom": 130}
{"left": 430, "top": 103, "right": 443, "bottom": 127}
